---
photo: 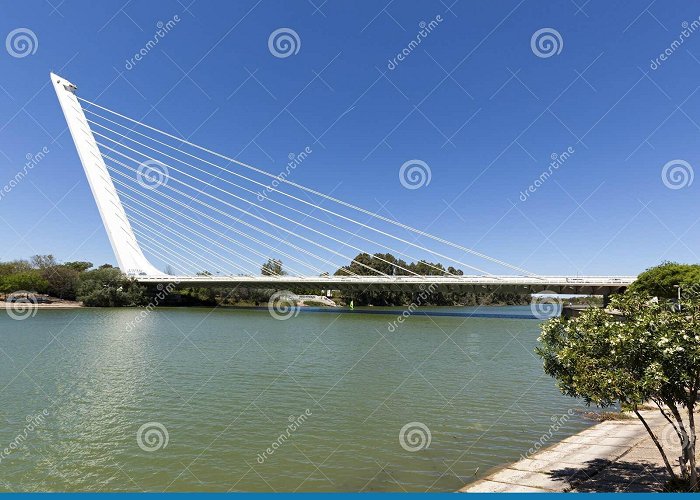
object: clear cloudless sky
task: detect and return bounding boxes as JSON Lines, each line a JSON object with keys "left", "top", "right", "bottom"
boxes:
{"left": 1, "top": 0, "right": 699, "bottom": 275}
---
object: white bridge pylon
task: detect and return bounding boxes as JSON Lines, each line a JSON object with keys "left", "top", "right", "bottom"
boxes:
{"left": 52, "top": 73, "right": 164, "bottom": 276}
{"left": 52, "top": 72, "right": 636, "bottom": 293}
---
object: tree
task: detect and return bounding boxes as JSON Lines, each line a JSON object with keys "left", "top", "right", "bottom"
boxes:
{"left": 76, "top": 268, "right": 145, "bottom": 307}
{"left": 30, "top": 254, "right": 58, "bottom": 269}
{"left": 0, "top": 270, "right": 49, "bottom": 295}
{"left": 447, "top": 266, "right": 464, "bottom": 276}
{"left": 411, "top": 259, "right": 445, "bottom": 276}
{"left": 628, "top": 262, "right": 700, "bottom": 299}
{"left": 261, "top": 258, "right": 285, "bottom": 276}
{"left": 63, "top": 261, "right": 93, "bottom": 273}
{"left": 42, "top": 265, "right": 80, "bottom": 300}
{"left": 0, "top": 260, "right": 31, "bottom": 276}
{"left": 537, "top": 293, "right": 699, "bottom": 491}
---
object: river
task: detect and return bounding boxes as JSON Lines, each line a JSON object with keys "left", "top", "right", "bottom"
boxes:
{"left": 0, "top": 306, "right": 593, "bottom": 491}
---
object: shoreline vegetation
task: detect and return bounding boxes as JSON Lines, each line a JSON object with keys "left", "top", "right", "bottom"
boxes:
{"left": 536, "top": 262, "right": 700, "bottom": 491}
{"left": 0, "top": 253, "right": 565, "bottom": 309}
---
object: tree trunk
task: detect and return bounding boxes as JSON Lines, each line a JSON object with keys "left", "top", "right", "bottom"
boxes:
{"left": 635, "top": 409, "right": 678, "bottom": 481}
{"left": 654, "top": 399, "right": 685, "bottom": 452}
{"left": 689, "top": 411, "right": 697, "bottom": 491}
{"left": 668, "top": 403, "right": 692, "bottom": 479}
{"left": 687, "top": 399, "right": 698, "bottom": 491}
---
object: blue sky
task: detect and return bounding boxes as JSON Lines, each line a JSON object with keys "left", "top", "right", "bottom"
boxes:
{"left": 1, "top": 0, "right": 699, "bottom": 276}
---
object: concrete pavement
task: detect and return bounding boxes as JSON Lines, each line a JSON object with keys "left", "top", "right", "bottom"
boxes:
{"left": 459, "top": 410, "right": 693, "bottom": 492}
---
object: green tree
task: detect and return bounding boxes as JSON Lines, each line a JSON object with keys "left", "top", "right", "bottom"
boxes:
{"left": 628, "top": 262, "right": 700, "bottom": 299}
{"left": 77, "top": 268, "right": 145, "bottom": 307}
{"left": 537, "top": 293, "right": 699, "bottom": 490}
{"left": 30, "top": 254, "right": 58, "bottom": 269}
{"left": 0, "top": 270, "right": 49, "bottom": 294}
{"left": 261, "top": 258, "right": 285, "bottom": 276}
{"left": 63, "top": 261, "right": 93, "bottom": 273}
{"left": 0, "top": 260, "right": 32, "bottom": 278}
{"left": 447, "top": 266, "right": 464, "bottom": 276}
{"left": 42, "top": 265, "right": 80, "bottom": 300}
{"left": 411, "top": 259, "right": 445, "bottom": 276}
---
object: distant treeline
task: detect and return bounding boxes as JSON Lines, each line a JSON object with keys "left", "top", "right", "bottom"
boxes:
{"left": 332, "top": 252, "right": 530, "bottom": 306}
{"left": 0, "top": 255, "right": 145, "bottom": 306}
{"left": 0, "top": 253, "right": 532, "bottom": 308}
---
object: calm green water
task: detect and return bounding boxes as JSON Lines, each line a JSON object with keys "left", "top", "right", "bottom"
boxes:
{"left": 0, "top": 307, "right": 592, "bottom": 492}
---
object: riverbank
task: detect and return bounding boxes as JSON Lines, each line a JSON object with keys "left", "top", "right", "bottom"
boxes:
{"left": 224, "top": 304, "right": 540, "bottom": 319}
{"left": 2, "top": 300, "right": 82, "bottom": 310}
{"left": 460, "top": 409, "right": 698, "bottom": 492}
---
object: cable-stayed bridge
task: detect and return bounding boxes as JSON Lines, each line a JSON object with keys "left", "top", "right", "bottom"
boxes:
{"left": 51, "top": 73, "right": 635, "bottom": 296}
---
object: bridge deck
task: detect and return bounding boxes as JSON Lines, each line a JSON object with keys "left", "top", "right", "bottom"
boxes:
{"left": 135, "top": 275, "right": 636, "bottom": 294}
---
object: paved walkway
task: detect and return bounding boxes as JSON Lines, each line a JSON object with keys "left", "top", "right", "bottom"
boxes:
{"left": 460, "top": 410, "right": 696, "bottom": 492}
